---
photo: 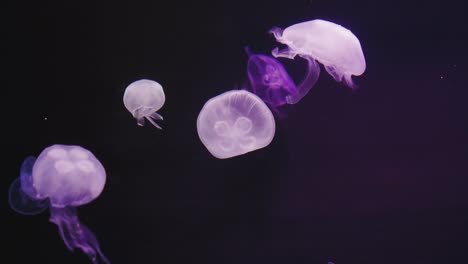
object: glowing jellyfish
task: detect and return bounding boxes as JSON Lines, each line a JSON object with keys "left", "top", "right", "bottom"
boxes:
{"left": 123, "top": 79, "right": 165, "bottom": 129}
{"left": 8, "top": 144, "right": 109, "bottom": 264}
{"left": 197, "top": 90, "right": 275, "bottom": 159}
{"left": 270, "top": 19, "right": 366, "bottom": 88}
{"left": 246, "top": 47, "right": 320, "bottom": 106}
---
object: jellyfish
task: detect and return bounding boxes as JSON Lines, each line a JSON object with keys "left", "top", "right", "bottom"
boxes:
{"left": 246, "top": 47, "right": 320, "bottom": 106}
{"left": 123, "top": 79, "right": 165, "bottom": 129}
{"left": 8, "top": 144, "right": 110, "bottom": 264}
{"left": 270, "top": 19, "right": 366, "bottom": 88}
{"left": 197, "top": 90, "right": 276, "bottom": 159}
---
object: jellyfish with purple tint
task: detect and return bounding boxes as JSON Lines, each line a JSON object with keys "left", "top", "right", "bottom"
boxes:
{"left": 123, "top": 79, "right": 165, "bottom": 129}
{"left": 8, "top": 144, "right": 110, "bottom": 264}
{"left": 270, "top": 19, "right": 366, "bottom": 88}
{"left": 246, "top": 47, "right": 320, "bottom": 106}
{"left": 197, "top": 90, "right": 275, "bottom": 159}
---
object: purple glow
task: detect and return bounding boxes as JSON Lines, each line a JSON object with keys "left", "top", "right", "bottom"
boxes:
{"left": 270, "top": 19, "right": 366, "bottom": 88}
{"left": 246, "top": 48, "right": 320, "bottom": 106}
{"left": 197, "top": 90, "right": 276, "bottom": 159}
{"left": 8, "top": 145, "right": 109, "bottom": 263}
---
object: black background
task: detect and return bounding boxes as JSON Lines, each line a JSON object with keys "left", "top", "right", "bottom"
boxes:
{"left": 2, "top": 0, "right": 468, "bottom": 263}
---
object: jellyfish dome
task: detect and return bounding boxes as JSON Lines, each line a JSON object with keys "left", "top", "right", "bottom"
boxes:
{"left": 32, "top": 145, "right": 106, "bottom": 207}
{"left": 270, "top": 19, "right": 366, "bottom": 88}
{"left": 197, "top": 90, "right": 276, "bottom": 159}
{"left": 8, "top": 144, "right": 109, "bottom": 264}
{"left": 123, "top": 79, "right": 165, "bottom": 129}
{"left": 246, "top": 47, "right": 320, "bottom": 106}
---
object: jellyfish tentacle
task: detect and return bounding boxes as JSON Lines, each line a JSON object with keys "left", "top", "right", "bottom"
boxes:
{"left": 131, "top": 106, "right": 146, "bottom": 127}
{"left": 50, "top": 207, "right": 110, "bottom": 264}
{"left": 145, "top": 115, "right": 162, "bottom": 129}
{"left": 286, "top": 56, "right": 321, "bottom": 104}
{"left": 53, "top": 214, "right": 74, "bottom": 251}
{"left": 150, "top": 112, "right": 163, "bottom": 120}
{"left": 343, "top": 73, "right": 357, "bottom": 89}
{"left": 136, "top": 117, "right": 145, "bottom": 126}
{"left": 324, "top": 65, "right": 343, "bottom": 82}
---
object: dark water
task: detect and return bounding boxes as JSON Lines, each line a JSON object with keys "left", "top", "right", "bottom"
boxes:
{"left": 2, "top": 0, "right": 468, "bottom": 263}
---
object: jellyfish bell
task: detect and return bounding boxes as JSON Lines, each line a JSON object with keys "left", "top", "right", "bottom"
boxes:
{"left": 197, "top": 90, "right": 276, "bottom": 159}
{"left": 8, "top": 144, "right": 110, "bottom": 264}
{"left": 246, "top": 47, "right": 296, "bottom": 107}
{"left": 246, "top": 47, "right": 320, "bottom": 106}
{"left": 270, "top": 19, "right": 366, "bottom": 88}
{"left": 123, "top": 79, "right": 165, "bottom": 129}
{"left": 32, "top": 145, "right": 106, "bottom": 207}
{"left": 8, "top": 156, "right": 49, "bottom": 215}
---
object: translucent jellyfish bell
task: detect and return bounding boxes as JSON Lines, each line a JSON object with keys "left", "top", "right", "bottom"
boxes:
{"left": 123, "top": 79, "right": 165, "bottom": 129}
{"left": 197, "top": 90, "right": 276, "bottom": 159}
{"left": 8, "top": 145, "right": 109, "bottom": 264}
{"left": 8, "top": 156, "right": 49, "bottom": 215}
{"left": 246, "top": 47, "right": 320, "bottom": 106}
{"left": 270, "top": 19, "right": 366, "bottom": 88}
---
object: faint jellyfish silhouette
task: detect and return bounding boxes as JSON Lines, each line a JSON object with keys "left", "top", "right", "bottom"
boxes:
{"left": 8, "top": 144, "right": 110, "bottom": 264}
{"left": 246, "top": 47, "right": 320, "bottom": 106}
{"left": 8, "top": 156, "right": 49, "bottom": 215}
{"left": 270, "top": 19, "right": 366, "bottom": 88}
{"left": 197, "top": 90, "right": 276, "bottom": 159}
{"left": 123, "top": 79, "right": 165, "bottom": 129}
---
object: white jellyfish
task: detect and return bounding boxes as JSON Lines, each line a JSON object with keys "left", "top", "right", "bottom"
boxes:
{"left": 123, "top": 79, "right": 165, "bottom": 129}
{"left": 197, "top": 90, "right": 276, "bottom": 159}
{"left": 270, "top": 19, "right": 366, "bottom": 88}
{"left": 8, "top": 145, "right": 109, "bottom": 264}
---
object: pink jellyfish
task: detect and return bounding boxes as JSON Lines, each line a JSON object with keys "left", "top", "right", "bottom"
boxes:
{"left": 123, "top": 79, "right": 165, "bottom": 129}
{"left": 8, "top": 144, "right": 110, "bottom": 264}
{"left": 197, "top": 90, "right": 276, "bottom": 159}
{"left": 270, "top": 19, "right": 366, "bottom": 88}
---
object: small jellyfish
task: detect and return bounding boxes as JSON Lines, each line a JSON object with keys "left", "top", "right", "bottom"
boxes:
{"left": 123, "top": 79, "right": 165, "bottom": 129}
{"left": 8, "top": 145, "right": 109, "bottom": 264}
{"left": 270, "top": 19, "right": 366, "bottom": 88}
{"left": 246, "top": 47, "right": 320, "bottom": 106}
{"left": 197, "top": 90, "right": 275, "bottom": 159}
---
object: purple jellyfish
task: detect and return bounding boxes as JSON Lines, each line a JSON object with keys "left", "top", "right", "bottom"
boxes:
{"left": 8, "top": 144, "right": 110, "bottom": 264}
{"left": 246, "top": 47, "right": 320, "bottom": 106}
{"left": 270, "top": 19, "right": 366, "bottom": 88}
{"left": 197, "top": 90, "right": 276, "bottom": 159}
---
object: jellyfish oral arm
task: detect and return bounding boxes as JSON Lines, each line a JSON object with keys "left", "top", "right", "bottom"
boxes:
{"left": 133, "top": 107, "right": 164, "bottom": 129}
{"left": 286, "top": 56, "right": 321, "bottom": 104}
{"left": 49, "top": 207, "right": 110, "bottom": 264}
{"left": 145, "top": 112, "right": 163, "bottom": 129}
